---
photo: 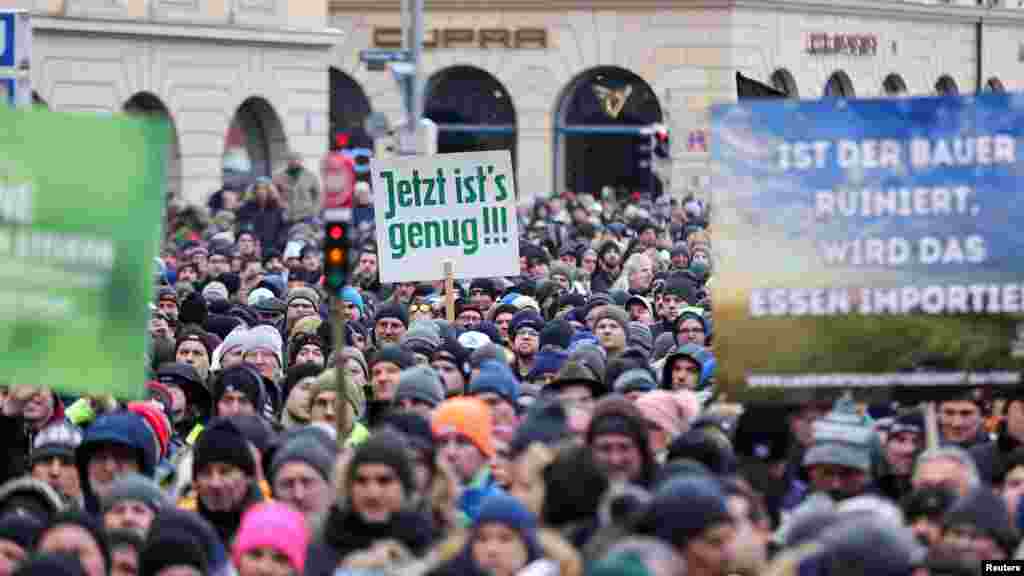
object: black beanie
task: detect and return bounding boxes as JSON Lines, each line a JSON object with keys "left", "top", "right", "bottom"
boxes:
{"left": 213, "top": 364, "right": 265, "bottom": 410}
{"left": 0, "top": 513, "right": 43, "bottom": 551}
{"left": 540, "top": 320, "right": 574, "bottom": 351}
{"left": 193, "top": 420, "right": 256, "bottom": 478}
{"left": 369, "top": 345, "right": 415, "bottom": 372}
{"left": 375, "top": 302, "right": 409, "bottom": 327}
{"left": 13, "top": 553, "right": 86, "bottom": 576}
{"left": 509, "top": 399, "right": 570, "bottom": 459}
{"left": 347, "top": 431, "right": 415, "bottom": 500}
{"left": 41, "top": 511, "right": 110, "bottom": 576}
{"left": 139, "top": 528, "right": 208, "bottom": 576}
{"left": 178, "top": 291, "right": 209, "bottom": 327}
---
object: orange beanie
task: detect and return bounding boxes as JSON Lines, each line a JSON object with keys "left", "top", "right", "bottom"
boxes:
{"left": 431, "top": 396, "right": 495, "bottom": 458}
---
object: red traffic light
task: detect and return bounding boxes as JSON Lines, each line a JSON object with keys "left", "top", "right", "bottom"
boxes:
{"left": 328, "top": 224, "right": 344, "bottom": 240}
{"left": 656, "top": 129, "right": 669, "bottom": 142}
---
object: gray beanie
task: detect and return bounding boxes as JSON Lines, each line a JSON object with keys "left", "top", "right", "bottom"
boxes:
{"left": 400, "top": 321, "right": 442, "bottom": 357}
{"left": 613, "top": 368, "right": 658, "bottom": 395}
{"left": 627, "top": 322, "right": 654, "bottom": 355}
{"left": 100, "top": 474, "right": 167, "bottom": 514}
{"left": 591, "top": 305, "right": 630, "bottom": 332}
{"left": 802, "top": 396, "right": 876, "bottom": 473}
{"left": 269, "top": 434, "right": 335, "bottom": 485}
{"left": 653, "top": 332, "right": 676, "bottom": 361}
{"left": 394, "top": 366, "right": 445, "bottom": 408}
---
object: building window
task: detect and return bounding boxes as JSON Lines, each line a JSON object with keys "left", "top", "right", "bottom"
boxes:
{"left": 770, "top": 69, "right": 799, "bottom": 98}
{"left": 882, "top": 74, "right": 907, "bottom": 97}
{"left": 985, "top": 77, "right": 1006, "bottom": 92}
{"left": 935, "top": 75, "right": 958, "bottom": 96}
{"left": 824, "top": 71, "right": 855, "bottom": 98}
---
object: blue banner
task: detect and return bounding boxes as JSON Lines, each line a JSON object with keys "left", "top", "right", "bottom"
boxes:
{"left": 0, "top": 13, "right": 14, "bottom": 69}
{"left": 711, "top": 93, "right": 1024, "bottom": 400}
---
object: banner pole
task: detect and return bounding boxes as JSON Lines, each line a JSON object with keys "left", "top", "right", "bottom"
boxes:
{"left": 333, "top": 296, "right": 349, "bottom": 450}
{"left": 924, "top": 401, "right": 939, "bottom": 451}
{"left": 443, "top": 259, "right": 455, "bottom": 323}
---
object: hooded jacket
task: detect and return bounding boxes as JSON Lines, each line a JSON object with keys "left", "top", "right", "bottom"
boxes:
{"left": 586, "top": 396, "right": 660, "bottom": 489}
{"left": 304, "top": 504, "right": 435, "bottom": 576}
{"left": 75, "top": 411, "right": 158, "bottom": 515}
{"left": 0, "top": 393, "right": 66, "bottom": 487}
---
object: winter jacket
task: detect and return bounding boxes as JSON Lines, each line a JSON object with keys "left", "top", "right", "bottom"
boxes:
{"left": 76, "top": 411, "right": 158, "bottom": 515}
{"left": 274, "top": 167, "right": 320, "bottom": 223}
{"left": 179, "top": 480, "right": 265, "bottom": 546}
{"left": 304, "top": 504, "right": 435, "bottom": 576}
{"left": 970, "top": 422, "right": 1022, "bottom": 484}
{"left": 237, "top": 200, "right": 286, "bottom": 255}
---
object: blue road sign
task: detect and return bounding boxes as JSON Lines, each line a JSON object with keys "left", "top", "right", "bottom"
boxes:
{"left": 359, "top": 49, "right": 411, "bottom": 70}
{"left": 0, "top": 12, "right": 14, "bottom": 68}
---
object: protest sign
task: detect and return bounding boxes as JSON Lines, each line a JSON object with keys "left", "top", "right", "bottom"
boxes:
{"left": 712, "top": 93, "right": 1024, "bottom": 402}
{"left": 371, "top": 150, "right": 519, "bottom": 283}
{"left": 0, "top": 106, "right": 167, "bottom": 399}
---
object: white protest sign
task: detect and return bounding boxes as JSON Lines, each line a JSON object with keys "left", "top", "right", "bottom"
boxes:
{"left": 371, "top": 150, "right": 519, "bottom": 283}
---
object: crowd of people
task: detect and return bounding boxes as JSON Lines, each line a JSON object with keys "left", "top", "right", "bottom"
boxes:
{"left": 0, "top": 166, "right": 1021, "bottom": 576}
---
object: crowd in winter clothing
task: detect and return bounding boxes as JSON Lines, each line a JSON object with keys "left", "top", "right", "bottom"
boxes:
{"left": 0, "top": 182, "right": 1022, "bottom": 576}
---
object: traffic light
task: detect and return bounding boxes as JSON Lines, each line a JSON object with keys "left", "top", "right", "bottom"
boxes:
{"left": 323, "top": 219, "right": 350, "bottom": 294}
{"left": 654, "top": 124, "right": 670, "bottom": 159}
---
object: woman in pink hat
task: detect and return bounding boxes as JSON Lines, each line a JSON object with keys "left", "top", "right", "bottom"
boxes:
{"left": 232, "top": 502, "right": 308, "bottom": 576}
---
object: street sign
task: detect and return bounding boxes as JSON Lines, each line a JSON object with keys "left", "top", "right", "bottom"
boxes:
{"left": 0, "top": 11, "right": 30, "bottom": 70}
{"left": 364, "top": 112, "right": 392, "bottom": 139}
{"left": 359, "top": 48, "right": 411, "bottom": 71}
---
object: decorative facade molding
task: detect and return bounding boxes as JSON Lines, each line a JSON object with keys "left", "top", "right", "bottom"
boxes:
{"left": 33, "top": 15, "right": 344, "bottom": 46}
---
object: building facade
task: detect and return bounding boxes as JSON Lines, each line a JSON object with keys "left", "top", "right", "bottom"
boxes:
{"left": 14, "top": 0, "right": 341, "bottom": 205}
{"left": 328, "top": 0, "right": 1024, "bottom": 201}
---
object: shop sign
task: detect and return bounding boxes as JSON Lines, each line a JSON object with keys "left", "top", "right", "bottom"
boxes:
{"left": 373, "top": 27, "right": 547, "bottom": 50}
{"left": 806, "top": 33, "right": 878, "bottom": 56}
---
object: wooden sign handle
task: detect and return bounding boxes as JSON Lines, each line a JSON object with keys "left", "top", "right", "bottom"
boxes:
{"left": 443, "top": 260, "right": 455, "bottom": 323}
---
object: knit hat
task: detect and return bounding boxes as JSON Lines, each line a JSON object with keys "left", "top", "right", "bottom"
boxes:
{"left": 226, "top": 414, "right": 276, "bottom": 456}
{"left": 232, "top": 502, "right": 309, "bottom": 573}
{"left": 100, "top": 474, "right": 167, "bottom": 516}
{"left": 139, "top": 524, "right": 208, "bottom": 576}
{"left": 432, "top": 397, "right": 495, "bottom": 458}
{"left": 587, "top": 395, "right": 656, "bottom": 485}
{"left": 369, "top": 345, "right": 416, "bottom": 372}
{"left": 810, "top": 515, "right": 926, "bottom": 576}
{"left": 375, "top": 302, "right": 409, "bottom": 328}
{"left": 245, "top": 325, "right": 284, "bottom": 368}
{"left": 525, "top": 349, "right": 569, "bottom": 382}
{"left": 144, "top": 381, "right": 174, "bottom": 416}
{"left": 652, "top": 332, "right": 676, "bottom": 361}
{"left": 473, "top": 493, "right": 541, "bottom": 562}
{"left": 13, "top": 553, "right": 86, "bottom": 576}
{"left": 77, "top": 412, "right": 158, "bottom": 480}
{"left": 546, "top": 360, "right": 606, "bottom": 398}
{"left": 377, "top": 411, "right": 435, "bottom": 457}
{"left": 901, "top": 486, "right": 957, "bottom": 523}
{"left": 42, "top": 511, "right": 111, "bottom": 575}
{"left": 548, "top": 262, "right": 576, "bottom": 284}
{"left": 732, "top": 404, "right": 791, "bottom": 463}
{"left": 540, "top": 320, "right": 574, "bottom": 351}
{"left": 338, "top": 347, "right": 369, "bottom": 381}
{"left": 30, "top": 422, "right": 83, "bottom": 464}
{"left": 193, "top": 419, "right": 256, "bottom": 478}
{"left": 588, "top": 551, "right": 654, "bottom": 576}
{"left": 590, "top": 305, "right": 630, "bottom": 333}
{"left": 667, "top": 427, "right": 737, "bottom": 477}
{"left": 803, "top": 396, "right": 876, "bottom": 473}
{"left": 459, "top": 331, "right": 493, "bottom": 351}
{"left": 127, "top": 402, "right": 171, "bottom": 460}
{"left": 401, "top": 321, "right": 442, "bottom": 358}
{"left": 635, "top": 475, "right": 732, "bottom": 547}
{"left": 287, "top": 286, "right": 321, "bottom": 311}
{"left": 340, "top": 286, "right": 365, "bottom": 315}
{"left": 509, "top": 309, "right": 544, "bottom": 337}
{"left": 0, "top": 478, "right": 65, "bottom": 524}
{"left": 248, "top": 287, "right": 275, "bottom": 307}
{"left": 627, "top": 322, "right": 653, "bottom": 355}
{"left": 469, "top": 361, "right": 520, "bottom": 406}
{"left": 311, "top": 368, "right": 366, "bottom": 419}
{"left": 508, "top": 399, "right": 570, "bottom": 458}
{"left": 347, "top": 431, "right": 416, "bottom": 498}
{"left": 613, "top": 368, "right": 658, "bottom": 396}
{"left": 201, "top": 282, "right": 229, "bottom": 302}
{"left": 0, "top": 513, "right": 43, "bottom": 551}
{"left": 213, "top": 363, "right": 266, "bottom": 412}
{"left": 567, "top": 343, "right": 607, "bottom": 385}
{"left": 635, "top": 391, "right": 697, "bottom": 438}
{"left": 395, "top": 366, "right": 446, "bottom": 408}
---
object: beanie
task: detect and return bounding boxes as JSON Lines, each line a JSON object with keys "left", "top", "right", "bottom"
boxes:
{"left": 473, "top": 493, "right": 541, "bottom": 562}
{"left": 376, "top": 411, "right": 435, "bottom": 456}
{"left": 591, "top": 305, "right": 630, "bottom": 332}
{"left": 193, "top": 420, "right": 256, "bottom": 478}
{"left": 525, "top": 349, "right": 568, "bottom": 382}
{"left": 369, "top": 345, "right": 416, "bottom": 372}
{"left": 139, "top": 527, "right": 208, "bottom": 576}
{"left": 432, "top": 397, "right": 495, "bottom": 458}
{"left": 375, "top": 302, "right": 409, "bottom": 328}
{"left": 340, "top": 286, "right": 365, "bottom": 316}
{"left": 627, "top": 322, "right": 653, "bottom": 355}
{"left": 509, "top": 310, "right": 544, "bottom": 337}
{"left": 508, "top": 399, "right": 569, "bottom": 458}
{"left": 287, "top": 286, "right": 321, "bottom": 311}
{"left": 635, "top": 475, "right": 732, "bottom": 547}
{"left": 232, "top": 502, "right": 309, "bottom": 574}
{"left": 0, "top": 513, "right": 43, "bottom": 551}
{"left": 42, "top": 511, "right": 110, "bottom": 575}
{"left": 802, "top": 396, "right": 876, "bottom": 474}
{"left": 248, "top": 287, "right": 274, "bottom": 307}
{"left": 347, "top": 431, "right": 416, "bottom": 499}
{"left": 400, "top": 321, "right": 442, "bottom": 358}
{"left": 201, "top": 282, "right": 229, "bottom": 302}
{"left": 245, "top": 325, "right": 284, "bottom": 368}
{"left": 213, "top": 364, "right": 266, "bottom": 411}
{"left": 100, "top": 474, "right": 168, "bottom": 515}
{"left": 30, "top": 422, "right": 83, "bottom": 464}
{"left": 635, "top": 390, "right": 696, "bottom": 438}
{"left": 469, "top": 361, "right": 520, "bottom": 406}
{"left": 540, "top": 320, "right": 574, "bottom": 351}
{"left": 613, "top": 368, "right": 658, "bottom": 396}
{"left": 13, "top": 553, "right": 86, "bottom": 576}
{"left": 394, "top": 366, "right": 446, "bottom": 408}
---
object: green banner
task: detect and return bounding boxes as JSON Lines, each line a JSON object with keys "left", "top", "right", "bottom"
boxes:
{"left": 0, "top": 106, "right": 167, "bottom": 399}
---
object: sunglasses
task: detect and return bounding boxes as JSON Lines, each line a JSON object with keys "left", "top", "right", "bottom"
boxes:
{"left": 409, "top": 303, "right": 432, "bottom": 314}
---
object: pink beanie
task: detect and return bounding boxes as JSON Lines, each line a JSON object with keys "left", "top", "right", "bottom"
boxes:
{"left": 232, "top": 502, "right": 308, "bottom": 573}
{"left": 635, "top": 390, "right": 700, "bottom": 438}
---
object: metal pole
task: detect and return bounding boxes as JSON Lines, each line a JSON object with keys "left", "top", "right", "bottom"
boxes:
{"left": 333, "top": 297, "right": 349, "bottom": 450}
{"left": 411, "top": 0, "right": 424, "bottom": 123}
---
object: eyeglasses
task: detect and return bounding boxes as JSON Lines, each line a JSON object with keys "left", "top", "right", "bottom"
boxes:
{"left": 409, "top": 303, "right": 432, "bottom": 314}
{"left": 516, "top": 327, "right": 539, "bottom": 338}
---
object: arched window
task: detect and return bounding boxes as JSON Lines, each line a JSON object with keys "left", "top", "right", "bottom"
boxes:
{"left": 224, "top": 97, "right": 288, "bottom": 190}
{"left": 124, "top": 92, "right": 182, "bottom": 202}
{"left": 824, "top": 71, "right": 855, "bottom": 98}
{"left": 329, "top": 67, "right": 373, "bottom": 151}
{"left": 935, "top": 75, "right": 959, "bottom": 96}
{"left": 882, "top": 74, "right": 907, "bottom": 97}
{"left": 770, "top": 69, "right": 799, "bottom": 98}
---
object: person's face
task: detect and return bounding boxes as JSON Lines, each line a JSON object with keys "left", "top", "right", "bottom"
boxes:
{"left": 591, "top": 433, "right": 643, "bottom": 484}
{"left": 438, "top": 433, "right": 487, "bottom": 484}
{"left": 602, "top": 249, "right": 620, "bottom": 268}
{"left": 913, "top": 457, "right": 973, "bottom": 498}
{"left": 244, "top": 348, "right": 279, "bottom": 381}
{"left": 396, "top": 283, "right": 416, "bottom": 301}
{"left": 558, "top": 385, "right": 594, "bottom": 416}
{"left": 727, "top": 495, "right": 768, "bottom": 575}
{"left": 357, "top": 253, "right": 378, "bottom": 275}
{"left": 944, "top": 524, "right": 1007, "bottom": 562}
{"left": 685, "top": 523, "right": 737, "bottom": 576}
{"left": 457, "top": 309, "right": 483, "bottom": 329}
{"left": 432, "top": 359, "right": 465, "bottom": 396}
{"left": 789, "top": 405, "right": 829, "bottom": 448}
{"left": 910, "top": 515, "right": 944, "bottom": 547}
{"left": 628, "top": 264, "right": 653, "bottom": 292}
{"left": 350, "top": 463, "right": 405, "bottom": 523}
{"left": 238, "top": 547, "right": 294, "bottom": 576}
{"left": 285, "top": 257, "right": 302, "bottom": 272}
{"left": 661, "top": 294, "right": 686, "bottom": 321}
{"left": 551, "top": 274, "right": 571, "bottom": 291}
{"left": 285, "top": 377, "right": 317, "bottom": 421}
{"left": 494, "top": 313, "right": 514, "bottom": 341}
{"left": 939, "top": 401, "right": 982, "bottom": 444}
{"left": 209, "top": 254, "right": 231, "bottom": 276}
{"left": 671, "top": 357, "right": 701, "bottom": 390}
{"left": 217, "top": 390, "right": 256, "bottom": 418}
{"left": 302, "top": 252, "right": 320, "bottom": 273}
{"left": 167, "top": 386, "right": 187, "bottom": 424}
{"left": 87, "top": 443, "right": 140, "bottom": 498}
{"left": 32, "top": 454, "right": 82, "bottom": 501}
{"left": 158, "top": 300, "right": 179, "bottom": 321}
{"left": 469, "top": 289, "right": 494, "bottom": 311}
{"left": 396, "top": 397, "right": 435, "bottom": 419}
{"left": 508, "top": 456, "right": 545, "bottom": 518}
{"left": 677, "top": 318, "right": 707, "bottom": 346}
{"left": 595, "top": 319, "right": 627, "bottom": 352}
{"left": 294, "top": 344, "right": 324, "bottom": 368}
{"left": 254, "top": 184, "right": 270, "bottom": 203}
{"left": 343, "top": 358, "right": 367, "bottom": 390}
{"left": 178, "top": 266, "right": 197, "bottom": 283}
{"left": 38, "top": 525, "right": 107, "bottom": 576}
{"left": 149, "top": 318, "right": 172, "bottom": 341}
{"left": 287, "top": 298, "right": 317, "bottom": 326}
{"left": 581, "top": 252, "right": 598, "bottom": 274}
{"left": 629, "top": 303, "right": 652, "bottom": 324}
{"left": 155, "top": 567, "right": 203, "bottom": 576}
{"left": 472, "top": 522, "right": 529, "bottom": 576}
{"left": 372, "top": 362, "right": 403, "bottom": 402}
{"left": 640, "top": 229, "right": 657, "bottom": 247}
{"left": 310, "top": 390, "right": 339, "bottom": 424}
{"left": 375, "top": 318, "right": 406, "bottom": 345}
{"left": 343, "top": 301, "right": 362, "bottom": 322}
{"left": 885, "top": 431, "right": 921, "bottom": 476}
{"left": 273, "top": 462, "right": 330, "bottom": 523}
{"left": 176, "top": 341, "right": 210, "bottom": 379}
{"left": 692, "top": 250, "right": 710, "bottom": 267}
{"left": 196, "top": 462, "right": 249, "bottom": 512}
{"left": 0, "top": 538, "right": 27, "bottom": 576}
{"left": 476, "top": 393, "right": 519, "bottom": 443}
{"left": 265, "top": 257, "right": 285, "bottom": 274}
{"left": 1003, "top": 466, "right": 1024, "bottom": 523}
{"left": 807, "top": 463, "right": 870, "bottom": 500}
{"left": 671, "top": 252, "right": 690, "bottom": 269}
{"left": 111, "top": 545, "right": 139, "bottom": 576}
{"left": 513, "top": 327, "right": 540, "bottom": 357}
{"left": 192, "top": 253, "right": 208, "bottom": 277}
{"left": 21, "top": 388, "right": 54, "bottom": 424}
{"left": 104, "top": 500, "right": 155, "bottom": 537}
